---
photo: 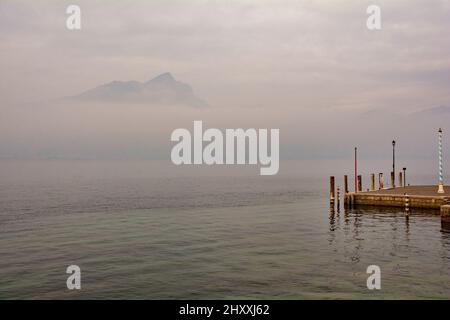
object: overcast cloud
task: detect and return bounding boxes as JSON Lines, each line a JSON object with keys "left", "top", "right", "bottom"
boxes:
{"left": 0, "top": 0, "right": 449, "bottom": 160}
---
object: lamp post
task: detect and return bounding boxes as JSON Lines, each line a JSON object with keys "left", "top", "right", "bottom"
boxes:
{"left": 438, "top": 128, "right": 444, "bottom": 193}
{"left": 392, "top": 140, "right": 396, "bottom": 188}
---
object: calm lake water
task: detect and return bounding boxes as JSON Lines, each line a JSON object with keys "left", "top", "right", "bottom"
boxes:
{"left": 1, "top": 160, "right": 450, "bottom": 299}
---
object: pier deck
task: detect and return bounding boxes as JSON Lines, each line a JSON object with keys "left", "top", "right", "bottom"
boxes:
{"left": 360, "top": 185, "right": 450, "bottom": 197}
{"left": 344, "top": 185, "right": 450, "bottom": 211}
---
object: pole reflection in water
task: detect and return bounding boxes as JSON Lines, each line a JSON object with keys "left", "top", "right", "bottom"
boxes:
{"left": 328, "top": 205, "right": 448, "bottom": 268}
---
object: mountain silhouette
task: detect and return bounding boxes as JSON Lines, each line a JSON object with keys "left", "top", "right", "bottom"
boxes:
{"left": 68, "top": 72, "right": 208, "bottom": 107}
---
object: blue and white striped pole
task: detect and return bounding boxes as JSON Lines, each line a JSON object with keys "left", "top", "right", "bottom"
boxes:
{"left": 438, "top": 128, "right": 445, "bottom": 193}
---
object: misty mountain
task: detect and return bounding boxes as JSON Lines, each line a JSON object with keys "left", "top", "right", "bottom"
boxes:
{"left": 68, "top": 72, "right": 208, "bottom": 107}
{"left": 410, "top": 105, "right": 450, "bottom": 117}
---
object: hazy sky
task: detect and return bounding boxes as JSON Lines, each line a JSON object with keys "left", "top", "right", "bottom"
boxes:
{"left": 1, "top": 0, "right": 449, "bottom": 109}
{"left": 0, "top": 0, "right": 449, "bottom": 160}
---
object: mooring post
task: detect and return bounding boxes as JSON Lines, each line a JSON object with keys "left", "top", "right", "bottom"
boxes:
{"left": 442, "top": 205, "right": 450, "bottom": 231}
{"left": 403, "top": 167, "right": 407, "bottom": 187}
{"left": 379, "top": 173, "right": 384, "bottom": 189}
{"left": 392, "top": 140, "right": 396, "bottom": 188}
{"left": 357, "top": 175, "right": 362, "bottom": 192}
{"left": 346, "top": 192, "right": 353, "bottom": 208}
{"left": 330, "top": 176, "right": 335, "bottom": 204}
{"left": 391, "top": 171, "right": 395, "bottom": 189}
{"left": 441, "top": 205, "right": 450, "bottom": 221}
{"left": 404, "top": 193, "right": 410, "bottom": 216}
{"left": 399, "top": 172, "right": 403, "bottom": 187}
{"left": 370, "top": 174, "right": 375, "bottom": 191}
{"left": 344, "top": 175, "right": 348, "bottom": 194}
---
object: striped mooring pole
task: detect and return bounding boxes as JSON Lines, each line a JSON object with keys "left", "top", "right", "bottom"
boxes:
{"left": 404, "top": 193, "right": 410, "bottom": 216}
{"left": 438, "top": 128, "right": 445, "bottom": 193}
{"left": 354, "top": 147, "right": 358, "bottom": 193}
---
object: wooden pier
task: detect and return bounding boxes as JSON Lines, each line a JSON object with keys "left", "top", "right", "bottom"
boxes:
{"left": 344, "top": 185, "right": 450, "bottom": 210}
{"left": 330, "top": 129, "right": 450, "bottom": 222}
{"left": 330, "top": 176, "right": 450, "bottom": 222}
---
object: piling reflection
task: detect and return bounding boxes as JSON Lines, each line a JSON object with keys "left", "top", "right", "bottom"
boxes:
{"left": 328, "top": 205, "right": 448, "bottom": 265}
{"left": 404, "top": 214, "right": 410, "bottom": 242}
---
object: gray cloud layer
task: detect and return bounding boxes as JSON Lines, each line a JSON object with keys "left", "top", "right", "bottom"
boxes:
{"left": 1, "top": 0, "right": 449, "bottom": 108}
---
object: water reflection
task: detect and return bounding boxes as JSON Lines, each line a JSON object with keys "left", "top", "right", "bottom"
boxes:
{"left": 404, "top": 214, "right": 410, "bottom": 242}
{"left": 441, "top": 220, "right": 450, "bottom": 233}
{"left": 328, "top": 204, "right": 449, "bottom": 266}
{"left": 329, "top": 205, "right": 336, "bottom": 231}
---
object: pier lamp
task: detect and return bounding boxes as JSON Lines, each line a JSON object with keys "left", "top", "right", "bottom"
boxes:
{"left": 392, "top": 140, "right": 396, "bottom": 188}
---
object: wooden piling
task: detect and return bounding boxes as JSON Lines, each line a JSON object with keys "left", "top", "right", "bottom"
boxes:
{"left": 344, "top": 175, "right": 348, "bottom": 194}
{"left": 391, "top": 172, "right": 395, "bottom": 189}
{"left": 357, "top": 175, "right": 362, "bottom": 192}
{"left": 441, "top": 205, "right": 450, "bottom": 222}
{"left": 330, "top": 176, "right": 335, "bottom": 204}
{"left": 370, "top": 174, "right": 375, "bottom": 191}
{"left": 345, "top": 192, "right": 354, "bottom": 208}
{"left": 379, "top": 173, "right": 384, "bottom": 190}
